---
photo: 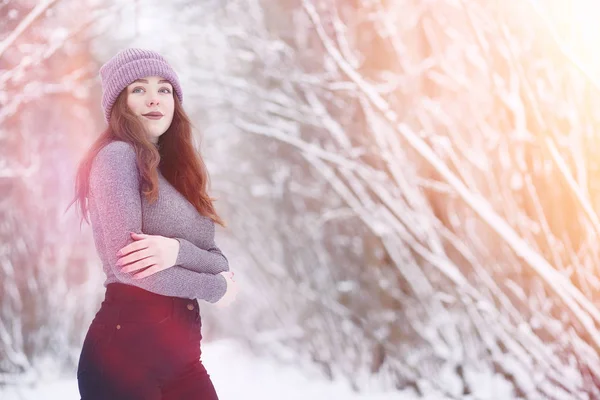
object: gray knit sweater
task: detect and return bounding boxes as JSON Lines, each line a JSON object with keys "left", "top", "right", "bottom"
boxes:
{"left": 88, "top": 140, "right": 228, "bottom": 303}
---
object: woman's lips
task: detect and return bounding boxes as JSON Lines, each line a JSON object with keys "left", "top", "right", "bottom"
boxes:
{"left": 143, "top": 115, "right": 163, "bottom": 120}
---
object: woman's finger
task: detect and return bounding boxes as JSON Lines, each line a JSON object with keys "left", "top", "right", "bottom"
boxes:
{"left": 133, "top": 263, "right": 163, "bottom": 279}
{"left": 122, "top": 256, "right": 155, "bottom": 274}
{"left": 118, "top": 248, "right": 153, "bottom": 270}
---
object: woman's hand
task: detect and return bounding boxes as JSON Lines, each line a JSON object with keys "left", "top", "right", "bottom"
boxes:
{"left": 116, "top": 232, "right": 180, "bottom": 279}
{"left": 215, "top": 271, "right": 239, "bottom": 309}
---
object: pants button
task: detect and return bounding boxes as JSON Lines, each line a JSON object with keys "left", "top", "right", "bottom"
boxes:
{"left": 116, "top": 324, "right": 121, "bottom": 330}
{"left": 187, "top": 303, "right": 194, "bottom": 311}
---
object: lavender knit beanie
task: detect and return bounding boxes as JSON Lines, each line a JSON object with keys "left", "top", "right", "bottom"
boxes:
{"left": 99, "top": 48, "right": 183, "bottom": 123}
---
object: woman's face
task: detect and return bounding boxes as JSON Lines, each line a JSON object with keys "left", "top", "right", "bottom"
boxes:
{"left": 126, "top": 75, "right": 175, "bottom": 143}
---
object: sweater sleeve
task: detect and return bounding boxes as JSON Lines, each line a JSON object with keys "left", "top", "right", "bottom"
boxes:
{"left": 173, "top": 237, "right": 230, "bottom": 275}
{"left": 89, "top": 141, "right": 227, "bottom": 303}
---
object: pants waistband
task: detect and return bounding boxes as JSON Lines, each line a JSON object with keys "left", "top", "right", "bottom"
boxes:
{"left": 104, "top": 282, "right": 198, "bottom": 309}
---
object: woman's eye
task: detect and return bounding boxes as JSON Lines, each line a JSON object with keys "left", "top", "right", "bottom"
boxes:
{"left": 131, "top": 87, "right": 171, "bottom": 94}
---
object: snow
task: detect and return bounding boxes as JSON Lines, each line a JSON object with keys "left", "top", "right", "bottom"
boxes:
{"left": 0, "top": 339, "right": 401, "bottom": 400}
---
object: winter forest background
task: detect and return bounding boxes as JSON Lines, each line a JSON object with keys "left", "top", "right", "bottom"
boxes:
{"left": 2, "top": 0, "right": 600, "bottom": 399}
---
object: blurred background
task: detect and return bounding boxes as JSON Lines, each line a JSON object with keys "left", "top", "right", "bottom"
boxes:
{"left": 3, "top": 0, "right": 600, "bottom": 398}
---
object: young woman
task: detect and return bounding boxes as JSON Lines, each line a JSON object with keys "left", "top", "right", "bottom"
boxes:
{"left": 68, "top": 48, "right": 238, "bottom": 399}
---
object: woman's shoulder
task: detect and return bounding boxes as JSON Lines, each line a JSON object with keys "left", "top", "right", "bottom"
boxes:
{"left": 97, "top": 140, "right": 135, "bottom": 159}
{"left": 90, "top": 140, "right": 139, "bottom": 181}
{"left": 92, "top": 141, "right": 137, "bottom": 168}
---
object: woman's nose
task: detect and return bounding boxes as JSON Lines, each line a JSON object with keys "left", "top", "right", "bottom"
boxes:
{"left": 146, "top": 97, "right": 159, "bottom": 107}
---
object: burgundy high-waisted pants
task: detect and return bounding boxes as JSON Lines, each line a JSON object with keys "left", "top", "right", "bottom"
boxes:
{"left": 77, "top": 282, "right": 219, "bottom": 400}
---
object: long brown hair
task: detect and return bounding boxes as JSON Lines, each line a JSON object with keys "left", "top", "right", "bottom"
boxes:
{"left": 66, "top": 89, "right": 226, "bottom": 229}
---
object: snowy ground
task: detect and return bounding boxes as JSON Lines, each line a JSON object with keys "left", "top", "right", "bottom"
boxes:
{"left": 0, "top": 339, "right": 401, "bottom": 400}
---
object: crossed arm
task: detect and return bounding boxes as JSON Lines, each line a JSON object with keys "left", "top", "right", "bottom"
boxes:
{"left": 89, "top": 141, "right": 227, "bottom": 302}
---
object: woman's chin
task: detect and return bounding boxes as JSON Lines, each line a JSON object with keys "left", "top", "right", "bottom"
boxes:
{"left": 146, "top": 128, "right": 166, "bottom": 140}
